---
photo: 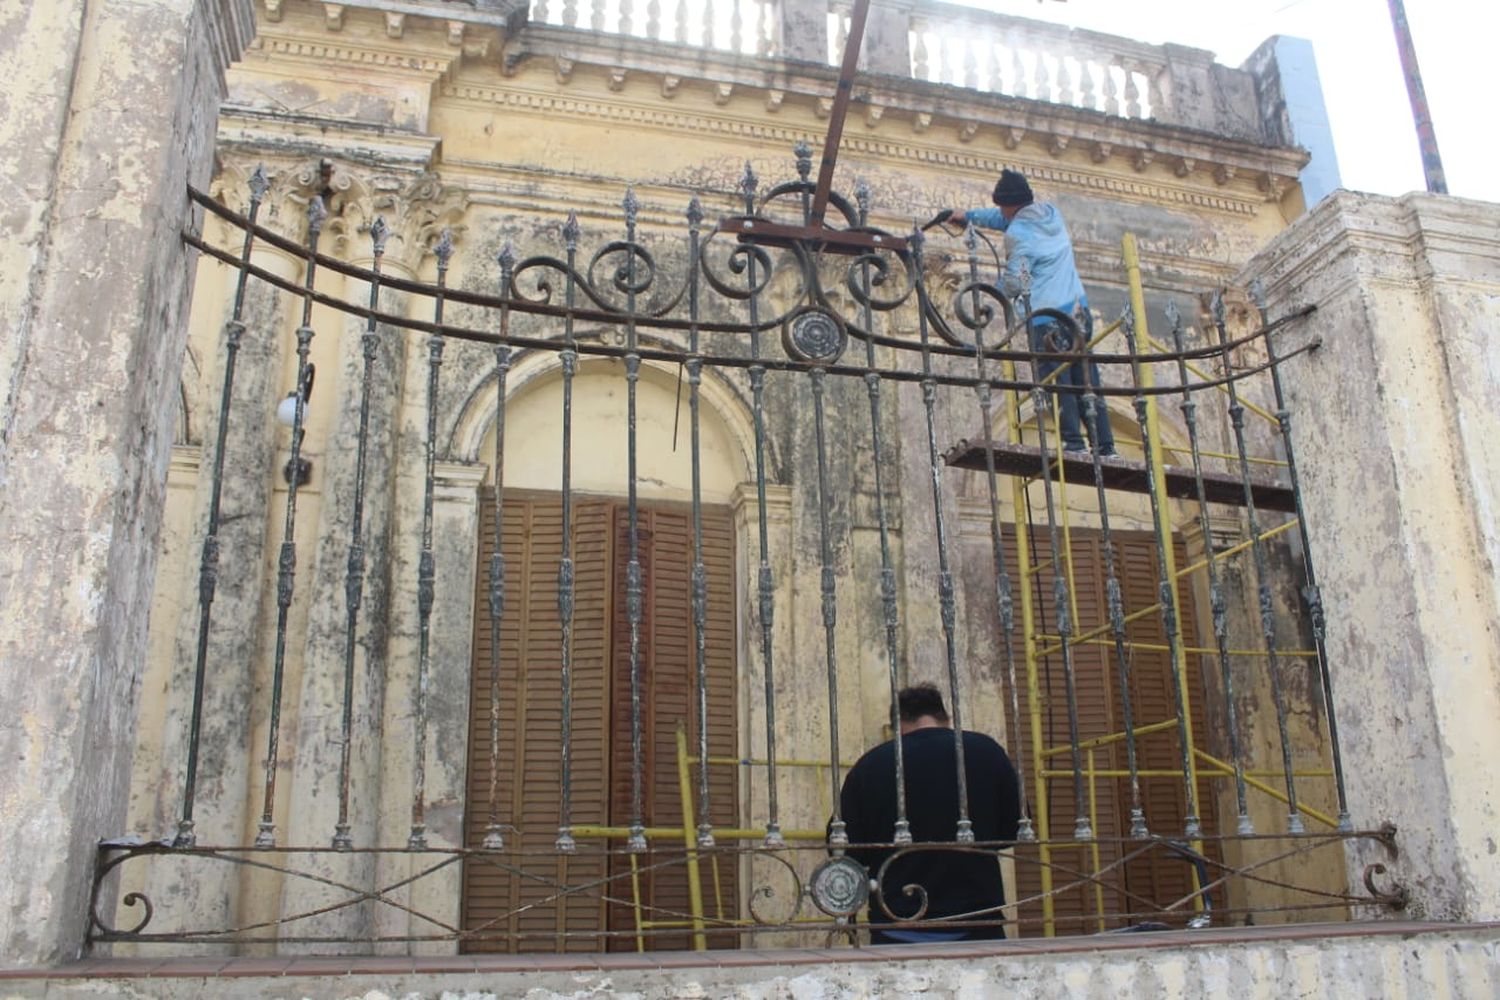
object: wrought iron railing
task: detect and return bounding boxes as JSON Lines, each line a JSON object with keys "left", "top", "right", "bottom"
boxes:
{"left": 92, "top": 146, "right": 1409, "bottom": 953}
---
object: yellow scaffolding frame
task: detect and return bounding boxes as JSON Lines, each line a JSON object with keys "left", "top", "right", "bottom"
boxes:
{"left": 575, "top": 233, "right": 1330, "bottom": 947}
{"left": 998, "top": 233, "right": 1336, "bottom": 936}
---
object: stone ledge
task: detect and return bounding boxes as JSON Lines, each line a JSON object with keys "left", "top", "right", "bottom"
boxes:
{"left": 3, "top": 920, "right": 1495, "bottom": 981}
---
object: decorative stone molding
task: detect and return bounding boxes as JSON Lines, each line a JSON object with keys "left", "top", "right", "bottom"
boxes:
{"left": 608, "top": 68, "right": 628, "bottom": 92}
{"left": 323, "top": 2, "right": 344, "bottom": 31}
{"left": 661, "top": 75, "right": 681, "bottom": 99}
{"left": 434, "top": 461, "right": 488, "bottom": 502}
{"left": 958, "top": 122, "right": 979, "bottom": 144}
{"left": 1003, "top": 127, "right": 1025, "bottom": 150}
{"left": 1091, "top": 141, "right": 1112, "bottom": 164}
{"left": 864, "top": 104, "right": 884, "bottom": 129}
{"left": 716, "top": 83, "right": 735, "bottom": 106}
{"left": 913, "top": 112, "right": 932, "bottom": 134}
{"left": 765, "top": 89, "right": 785, "bottom": 112}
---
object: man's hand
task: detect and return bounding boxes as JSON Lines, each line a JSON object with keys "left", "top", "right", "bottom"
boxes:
{"left": 950, "top": 209, "right": 967, "bottom": 226}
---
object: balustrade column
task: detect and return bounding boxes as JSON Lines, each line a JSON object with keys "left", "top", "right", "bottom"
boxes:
{"left": 778, "top": 0, "right": 830, "bottom": 63}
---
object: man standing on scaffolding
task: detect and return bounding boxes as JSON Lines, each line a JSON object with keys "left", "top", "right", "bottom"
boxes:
{"left": 951, "top": 168, "right": 1118, "bottom": 457}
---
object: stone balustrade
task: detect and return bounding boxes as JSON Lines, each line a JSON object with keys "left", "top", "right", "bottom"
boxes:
{"left": 529, "top": 0, "right": 780, "bottom": 56}
{"left": 529, "top": 0, "right": 1267, "bottom": 141}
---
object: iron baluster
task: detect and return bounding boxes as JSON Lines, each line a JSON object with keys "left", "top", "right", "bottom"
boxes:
{"left": 1120, "top": 305, "right": 1203, "bottom": 839}
{"left": 177, "top": 164, "right": 269, "bottom": 849}
{"left": 1076, "top": 319, "right": 1149, "bottom": 838}
{"left": 1167, "top": 300, "right": 1253, "bottom": 834}
{"left": 1250, "top": 279, "right": 1351, "bottom": 831}
{"left": 1211, "top": 291, "right": 1303, "bottom": 833}
{"left": 740, "top": 163, "right": 784, "bottom": 849}
{"left": 256, "top": 193, "right": 326, "bottom": 848}
{"left": 483, "top": 245, "right": 516, "bottom": 851}
{"left": 961, "top": 222, "right": 1035, "bottom": 842}
{"left": 810, "top": 366, "right": 847, "bottom": 847}
{"left": 910, "top": 227, "right": 974, "bottom": 843}
{"left": 333, "top": 214, "right": 390, "bottom": 851}
{"left": 623, "top": 187, "right": 648, "bottom": 854}
{"left": 557, "top": 213, "right": 581, "bottom": 854}
{"left": 686, "top": 198, "right": 715, "bottom": 849}
{"left": 409, "top": 229, "right": 453, "bottom": 850}
{"left": 1028, "top": 379, "right": 1091, "bottom": 840}
{"left": 853, "top": 181, "right": 910, "bottom": 846}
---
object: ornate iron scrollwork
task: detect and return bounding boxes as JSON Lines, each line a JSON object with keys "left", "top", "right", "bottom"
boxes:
{"left": 809, "top": 856, "right": 869, "bottom": 917}
{"left": 783, "top": 306, "right": 847, "bottom": 365}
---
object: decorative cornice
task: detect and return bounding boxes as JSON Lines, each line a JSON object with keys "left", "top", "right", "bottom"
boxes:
{"left": 217, "top": 106, "right": 443, "bottom": 170}
{"left": 439, "top": 82, "right": 1268, "bottom": 217}
{"left": 247, "top": 32, "right": 458, "bottom": 76}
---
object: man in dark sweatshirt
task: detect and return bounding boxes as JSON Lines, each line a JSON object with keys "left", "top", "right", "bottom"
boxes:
{"left": 837, "top": 684, "right": 1022, "bottom": 944}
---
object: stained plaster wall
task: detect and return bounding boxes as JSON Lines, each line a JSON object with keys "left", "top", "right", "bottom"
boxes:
{"left": 1238, "top": 191, "right": 1500, "bottom": 922}
{"left": 110, "top": 0, "right": 1350, "bottom": 952}
{"left": 0, "top": 0, "right": 255, "bottom": 965}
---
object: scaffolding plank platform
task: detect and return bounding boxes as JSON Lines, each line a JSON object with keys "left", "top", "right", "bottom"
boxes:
{"left": 942, "top": 439, "right": 1297, "bottom": 514}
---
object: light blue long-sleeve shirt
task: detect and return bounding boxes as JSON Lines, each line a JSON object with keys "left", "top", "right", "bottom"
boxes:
{"left": 965, "top": 203, "right": 1087, "bottom": 323}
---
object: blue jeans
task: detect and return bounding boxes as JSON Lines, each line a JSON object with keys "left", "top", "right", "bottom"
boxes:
{"left": 1031, "top": 312, "right": 1115, "bottom": 453}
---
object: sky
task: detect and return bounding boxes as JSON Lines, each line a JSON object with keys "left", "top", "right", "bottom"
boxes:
{"left": 958, "top": 0, "right": 1499, "bottom": 203}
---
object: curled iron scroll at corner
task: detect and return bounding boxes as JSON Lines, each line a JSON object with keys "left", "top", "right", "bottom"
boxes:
{"left": 745, "top": 847, "right": 807, "bottom": 927}
{"left": 89, "top": 847, "right": 158, "bottom": 937}
{"left": 1362, "top": 863, "right": 1410, "bottom": 910}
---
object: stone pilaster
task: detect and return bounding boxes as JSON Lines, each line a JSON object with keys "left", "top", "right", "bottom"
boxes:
{"left": 0, "top": 0, "right": 254, "bottom": 964}
{"left": 1238, "top": 190, "right": 1500, "bottom": 921}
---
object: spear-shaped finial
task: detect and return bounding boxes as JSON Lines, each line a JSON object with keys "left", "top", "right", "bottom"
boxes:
{"left": 1164, "top": 299, "right": 1182, "bottom": 332}
{"left": 853, "top": 179, "right": 871, "bottom": 221}
{"left": 793, "top": 140, "right": 813, "bottom": 182}
{"left": 369, "top": 215, "right": 390, "bottom": 256}
{"left": 248, "top": 163, "right": 270, "bottom": 202}
{"left": 964, "top": 222, "right": 979, "bottom": 254}
{"left": 433, "top": 228, "right": 455, "bottom": 268}
{"left": 562, "top": 210, "right": 580, "bottom": 251}
{"left": 1210, "top": 289, "right": 1226, "bottom": 327}
{"left": 686, "top": 196, "right": 704, "bottom": 229}
{"left": 1248, "top": 277, "right": 1268, "bottom": 310}
{"left": 739, "top": 161, "right": 758, "bottom": 212}
{"left": 307, "top": 195, "right": 328, "bottom": 238}
{"left": 622, "top": 186, "right": 640, "bottom": 227}
{"left": 497, "top": 240, "right": 516, "bottom": 281}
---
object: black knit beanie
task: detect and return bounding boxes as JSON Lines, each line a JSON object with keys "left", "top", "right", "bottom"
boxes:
{"left": 991, "top": 168, "right": 1034, "bottom": 208}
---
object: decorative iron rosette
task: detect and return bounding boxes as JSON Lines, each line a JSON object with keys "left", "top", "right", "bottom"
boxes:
{"left": 782, "top": 306, "right": 848, "bottom": 365}
{"left": 809, "top": 856, "right": 870, "bottom": 917}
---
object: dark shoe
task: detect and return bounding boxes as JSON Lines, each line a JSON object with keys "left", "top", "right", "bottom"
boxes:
{"left": 1097, "top": 448, "right": 1120, "bottom": 459}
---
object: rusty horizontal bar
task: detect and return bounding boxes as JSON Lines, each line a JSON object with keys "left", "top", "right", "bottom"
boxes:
{"left": 715, "top": 216, "right": 909, "bottom": 254}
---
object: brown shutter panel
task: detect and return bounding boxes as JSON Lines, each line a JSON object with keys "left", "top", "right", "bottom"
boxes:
{"left": 605, "top": 503, "right": 739, "bottom": 951}
{"left": 1009, "top": 524, "right": 1218, "bottom": 935}
{"left": 464, "top": 493, "right": 738, "bottom": 953}
{"left": 461, "top": 491, "right": 614, "bottom": 953}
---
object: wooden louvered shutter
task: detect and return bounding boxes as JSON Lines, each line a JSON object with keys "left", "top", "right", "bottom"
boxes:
{"left": 1008, "top": 527, "right": 1125, "bottom": 935}
{"left": 605, "top": 502, "right": 739, "bottom": 950}
{"left": 1115, "top": 532, "right": 1220, "bottom": 922}
{"left": 461, "top": 491, "right": 614, "bottom": 953}
{"left": 1009, "top": 525, "right": 1218, "bottom": 935}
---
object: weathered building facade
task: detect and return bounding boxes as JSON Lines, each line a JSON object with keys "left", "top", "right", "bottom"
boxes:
{"left": 4, "top": 0, "right": 1500, "bottom": 993}
{"left": 118, "top": 0, "right": 1339, "bottom": 951}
